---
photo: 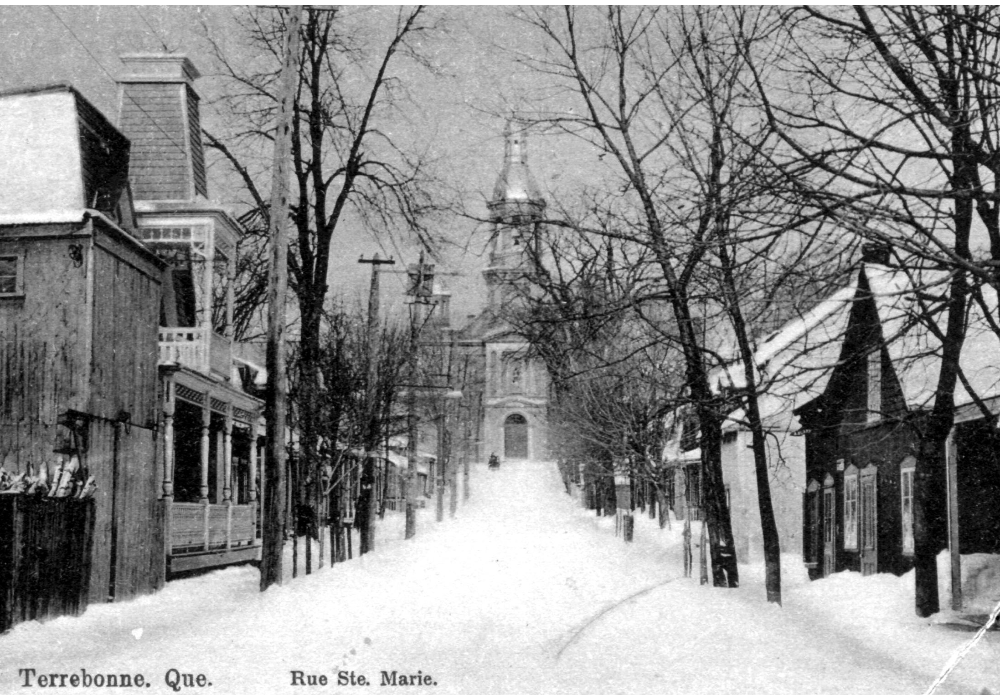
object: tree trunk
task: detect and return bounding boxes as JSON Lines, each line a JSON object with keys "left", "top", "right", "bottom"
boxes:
{"left": 914, "top": 431, "right": 949, "bottom": 616}
{"left": 717, "top": 236, "right": 781, "bottom": 603}
{"left": 357, "top": 456, "right": 376, "bottom": 554}
{"left": 697, "top": 406, "right": 739, "bottom": 587}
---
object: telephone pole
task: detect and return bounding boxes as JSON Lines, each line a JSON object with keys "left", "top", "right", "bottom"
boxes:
{"left": 405, "top": 250, "right": 434, "bottom": 539}
{"left": 261, "top": 5, "right": 302, "bottom": 592}
{"left": 357, "top": 253, "right": 394, "bottom": 554}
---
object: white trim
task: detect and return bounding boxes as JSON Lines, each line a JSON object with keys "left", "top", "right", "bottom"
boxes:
{"left": 844, "top": 463, "right": 859, "bottom": 551}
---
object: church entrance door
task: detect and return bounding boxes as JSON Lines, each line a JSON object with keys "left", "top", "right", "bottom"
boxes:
{"left": 504, "top": 414, "right": 528, "bottom": 459}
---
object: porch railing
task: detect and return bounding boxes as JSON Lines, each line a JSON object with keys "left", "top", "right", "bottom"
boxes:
{"left": 170, "top": 503, "right": 256, "bottom": 554}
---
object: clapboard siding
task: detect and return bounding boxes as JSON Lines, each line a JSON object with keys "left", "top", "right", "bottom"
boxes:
{"left": 187, "top": 86, "right": 207, "bottom": 198}
{"left": 119, "top": 83, "right": 189, "bottom": 200}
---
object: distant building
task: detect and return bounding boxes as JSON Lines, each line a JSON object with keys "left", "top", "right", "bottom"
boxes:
{"left": 457, "top": 122, "right": 550, "bottom": 462}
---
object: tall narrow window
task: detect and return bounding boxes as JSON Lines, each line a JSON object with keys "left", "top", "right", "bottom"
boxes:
{"left": 0, "top": 255, "right": 23, "bottom": 296}
{"left": 900, "top": 456, "right": 916, "bottom": 555}
{"left": 843, "top": 463, "right": 859, "bottom": 551}
{"left": 867, "top": 348, "right": 882, "bottom": 422}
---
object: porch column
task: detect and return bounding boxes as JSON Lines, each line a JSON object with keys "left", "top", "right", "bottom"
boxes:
{"left": 223, "top": 406, "right": 233, "bottom": 503}
{"left": 162, "top": 374, "right": 176, "bottom": 566}
{"left": 162, "top": 375, "right": 176, "bottom": 500}
{"left": 199, "top": 396, "right": 210, "bottom": 504}
{"left": 248, "top": 414, "right": 260, "bottom": 504}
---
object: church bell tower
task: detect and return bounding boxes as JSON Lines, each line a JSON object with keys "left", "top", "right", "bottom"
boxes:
{"left": 483, "top": 121, "right": 546, "bottom": 313}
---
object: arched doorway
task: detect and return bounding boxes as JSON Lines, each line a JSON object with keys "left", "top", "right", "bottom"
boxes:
{"left": 504, "top": 413, "right": 528, "bottom": 459}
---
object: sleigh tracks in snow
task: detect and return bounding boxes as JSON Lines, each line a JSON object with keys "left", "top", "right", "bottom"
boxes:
{"left": 552, "top": 577, "right": 679, "bottom": 661}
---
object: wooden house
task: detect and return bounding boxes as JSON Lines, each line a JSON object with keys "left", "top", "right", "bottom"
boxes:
{"left": 116, "top": 55, "right": 265, "bottom": 575}
{"left": 0, "top": 84, "right": 166, "bottom": 603}
{"left": 710, "top": 284, "right": 857, "bottom": 563}
{"left": 793, "top": 253, "right": 1000, "bottom": 583}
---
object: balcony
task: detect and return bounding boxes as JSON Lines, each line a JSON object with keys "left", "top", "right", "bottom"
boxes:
{"left": 159, "top": 327, "right": 232, "bottom": 379}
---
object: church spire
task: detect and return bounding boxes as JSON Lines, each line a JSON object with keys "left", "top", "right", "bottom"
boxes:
{"left": 490, "top": 119, "right": 544, "bottom": 215}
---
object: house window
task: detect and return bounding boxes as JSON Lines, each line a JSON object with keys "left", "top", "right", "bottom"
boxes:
{"left": 867, "top": 348, "right": 882, "bottom": 422}
{"left": 844, "top": 463, "right": 859, "bottom": 551}
{"left": 0, "top": 255, "right": 24, "bottom": 296}
{"left": 900, "top": 456, "right": 916, "bottom": 555}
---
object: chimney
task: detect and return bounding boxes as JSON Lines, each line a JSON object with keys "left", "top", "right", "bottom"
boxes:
{"left": 118, "top": 54, "right": 207, "bottom": 202}
{"left": 861, "top": 241, "right": 892, "bottom": 266}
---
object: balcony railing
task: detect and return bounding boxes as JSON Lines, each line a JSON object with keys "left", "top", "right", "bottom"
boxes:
{"left": 159, "top": 327, "right": 233, "bottom": 379}
{"left": 159, "top": 328, "right": 208, "bottom": 372}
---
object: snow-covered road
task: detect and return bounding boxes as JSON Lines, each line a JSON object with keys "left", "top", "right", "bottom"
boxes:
{"left": 0, "top": 460, "right": 995, "bottom": 694}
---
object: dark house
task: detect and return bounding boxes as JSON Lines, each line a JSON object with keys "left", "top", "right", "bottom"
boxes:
{"left": 795, "top": 253, "right": 1000, "bottom": 584}
{"left": 0, "top": 84, "right": 167, "bottom": 603}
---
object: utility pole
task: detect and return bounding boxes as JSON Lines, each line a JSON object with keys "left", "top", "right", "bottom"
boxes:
{"left": 436, "top": 401, "right": 446, "bottom": 522}
{"left": 260, "top": 5, "right": 301, "bottom": 593}
{"left": 357, "top": 253, "right": 394, "bottom": 554}
{"left": 405, "top": 250, "right": 434, "bottom": 539}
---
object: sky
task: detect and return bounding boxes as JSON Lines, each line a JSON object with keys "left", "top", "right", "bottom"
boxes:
{"left": 0, "top": 5, "right": 595, "bottom": 326}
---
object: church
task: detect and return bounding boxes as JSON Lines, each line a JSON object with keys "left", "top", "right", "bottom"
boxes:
{"left": 456, "top": 123, "right": 551, "bottom": 463}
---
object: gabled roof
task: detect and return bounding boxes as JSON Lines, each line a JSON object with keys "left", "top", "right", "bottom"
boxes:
{"left": 718, "top": 261, "right": 1000, "bottom": 428}
{"left": 713, "top": 278, "right": 858, "bottom": 423}
{"left": 865, "top": 263, "right": 1000, "bottom": 411}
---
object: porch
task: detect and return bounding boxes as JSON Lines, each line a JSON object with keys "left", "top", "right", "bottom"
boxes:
{"left": 160, "top": 367, "right": 264, "bottom": 576}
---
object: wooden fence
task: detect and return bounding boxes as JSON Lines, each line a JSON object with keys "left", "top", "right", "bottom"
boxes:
{"left": 0, "top": 494, "right": 96, "bottom": 633}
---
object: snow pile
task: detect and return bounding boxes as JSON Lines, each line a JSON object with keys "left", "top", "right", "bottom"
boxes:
{"left": 937, "top": 552, "right": 1000, "bottom": 616}
{"left": 0, "top": 460, "right": 996, "bottom": 694}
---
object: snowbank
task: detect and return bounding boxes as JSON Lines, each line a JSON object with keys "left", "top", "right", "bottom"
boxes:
{"left": 0, "top": 461, "right": 995, "bottom": 694}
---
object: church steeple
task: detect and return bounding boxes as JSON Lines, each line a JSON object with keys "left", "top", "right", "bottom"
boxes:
{"left": 489, "top": 120, "right": 545, "bottom": 221}
{"left": 484, "top": 120, "right": 546, "bottom": 312}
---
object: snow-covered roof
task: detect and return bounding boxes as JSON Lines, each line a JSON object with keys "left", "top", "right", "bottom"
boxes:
{"left": 712, "top": 260, "right": 1000, "bottom": 431}
{"left": 865, "top": 263, "right": 1000, "bottom": 411}
{"left": 719, "top": 262, "right": 1000, "bottom": 429}
{"left": 712, "top": 279, "right": 858, "bottom": 425}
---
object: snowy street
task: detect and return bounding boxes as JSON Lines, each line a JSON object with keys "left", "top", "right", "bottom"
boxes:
{"left": 1, "top": 460, "right": 996, "bottom": 694}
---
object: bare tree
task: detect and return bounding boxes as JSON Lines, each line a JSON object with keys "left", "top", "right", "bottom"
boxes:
{"left": 510, "top": 6, "right": 849, "bottom": 595}
{"left": 203, "top": 6, "right": 445, "bottom": 571}
{"left": 752, "top": 5, "right": 1000, "bottom": 616}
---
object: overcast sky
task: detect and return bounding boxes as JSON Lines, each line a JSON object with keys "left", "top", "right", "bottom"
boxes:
{"left": 0, "top": 5, "right": 594, "bottom": 324}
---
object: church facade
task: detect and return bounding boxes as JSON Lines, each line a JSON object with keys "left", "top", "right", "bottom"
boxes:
{"left": 458, "top": 123, "right": 550, "bottom": 462}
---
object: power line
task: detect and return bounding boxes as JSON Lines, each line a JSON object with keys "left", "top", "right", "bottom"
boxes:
{"left": 133, "top": 6, "right": 172, "bottom": 53}
{"left": 45, "top": 6, "right": 188, "bottom": 155}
